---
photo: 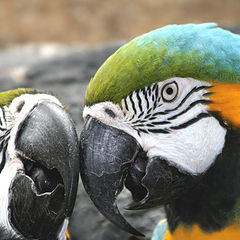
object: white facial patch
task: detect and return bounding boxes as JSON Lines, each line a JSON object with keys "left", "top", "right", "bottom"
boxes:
{"left": 143, "top": 116, "right": 226, "bottom": 173}
{"left": 83, "top": 77, "right": 227, "bottom": 175}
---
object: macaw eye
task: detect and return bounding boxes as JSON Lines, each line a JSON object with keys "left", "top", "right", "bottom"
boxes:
{"left": 161, "top": 82, "right": 178, "bottom": 102}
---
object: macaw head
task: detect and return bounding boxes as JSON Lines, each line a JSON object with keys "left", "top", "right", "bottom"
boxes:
{"left": 0, "top": 89, "right": 79, "bottom": 239}
{"left": 79, "top": 23, "right": 240, "bottom": 236}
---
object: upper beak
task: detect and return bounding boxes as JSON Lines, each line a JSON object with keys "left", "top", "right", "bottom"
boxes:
{"left": 14, "top": 101, "right": 79, "bottom": 216}
{"left": 79, "top": 116, "right": 144, "bottom": 237}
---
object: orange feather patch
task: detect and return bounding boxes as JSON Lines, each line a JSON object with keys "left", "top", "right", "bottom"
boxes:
{"left": 163, "top": 224, "right": 240, "bottom": 240}
{"left": 208, "top": 82, "right": 240, "bottom": 127}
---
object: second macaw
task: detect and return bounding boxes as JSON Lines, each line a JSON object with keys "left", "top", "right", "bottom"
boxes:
{"left": 0, "top": 88, "right": 79, "bottom": 240}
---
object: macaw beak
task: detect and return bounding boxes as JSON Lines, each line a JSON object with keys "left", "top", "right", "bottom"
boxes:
{"left": 80, "top": 116, "right": 196, "bottom": 236}
{"left": 10, "top": 101, "right": 79, "bottom": 236}
{"left": 80, "top": 116, "right": 144, "bottom": 237}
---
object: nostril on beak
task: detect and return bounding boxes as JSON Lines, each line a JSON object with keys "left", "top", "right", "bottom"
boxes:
{"left": 105, "top": 108, "right": 116, "bottom": 118}
{"left": 16, "top": 100, "right": 25, "bottom": 113}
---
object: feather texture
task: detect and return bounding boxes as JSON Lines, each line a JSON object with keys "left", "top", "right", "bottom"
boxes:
{"left": 85, "top": 23, "right": 240, "bottom": 105}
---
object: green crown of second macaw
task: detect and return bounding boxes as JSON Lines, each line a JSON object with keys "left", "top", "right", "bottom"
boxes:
{"left": 80, "top": 23, "right": 240, "bottom": 240}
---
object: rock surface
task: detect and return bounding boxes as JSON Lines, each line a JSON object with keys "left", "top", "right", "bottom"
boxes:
{"left": 0, "top": 43, "right": 164, "bottom": 240}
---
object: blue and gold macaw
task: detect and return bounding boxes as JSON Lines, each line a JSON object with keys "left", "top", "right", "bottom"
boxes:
{"left": 0, "top": 89, "right": 79, "bottom": 240}
{"left": 79, "top": 23, "right": 240, "bottom": 240}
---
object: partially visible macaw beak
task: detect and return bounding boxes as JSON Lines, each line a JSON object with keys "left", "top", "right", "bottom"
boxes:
{"left": 9, "top": 101, "right": 79, "bottom": 240}
{"left": 79, "top": 116, "right": 144, "bottom": 237}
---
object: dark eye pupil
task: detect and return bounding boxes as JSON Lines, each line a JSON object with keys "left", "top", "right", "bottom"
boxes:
{"left": 166, "top": 87, "right": 173, "bottom": 95}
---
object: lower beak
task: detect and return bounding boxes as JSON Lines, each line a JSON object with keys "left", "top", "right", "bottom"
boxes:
{"left": 79, "top": 116, "right": 144, "bottom": 237}
{"left": 14, "top": 101, "right": 79, "bottom": 217}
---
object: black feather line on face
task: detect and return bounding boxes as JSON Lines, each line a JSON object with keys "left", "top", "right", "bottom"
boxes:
{"left": 147, "top": 128, "right": 169, "bottom": 134}
{"left": 143, "top": 89, "right": 150, "bottom": 109}
{"left": 168, "top": 99, "right": 211, "bottom": 120}
{"left": 136, "top": 90, "right": 143, "bottom": 112}
{"left": 0, "top": 108, "right": 7, "bottom": 132}
{"left": 0, "top": 107, "right": 10, "bottom": 172}
{"left": 129, "top": 93, "right": 137, "bottom": 115}
{"left": 124, "top": 98, "right": 129, "bottom": 111}
{"left": 0, "top": 141, "right": 8, "bottom": 173}
{"left": 137, "top": 111, "right": 144, "bottom": 119}
{"left": 147, "top": 86, "right": 152, "bottom": 96}
{"left": 151, "top": 85, "right": 209, "bottom": 117}
{"left": 170, "top": 112, "right": 211, "bottom": 130}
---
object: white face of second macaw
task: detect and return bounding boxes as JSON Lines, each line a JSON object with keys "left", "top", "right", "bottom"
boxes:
{"left": 83, "top": 77, "right": 227, "bottom": 175}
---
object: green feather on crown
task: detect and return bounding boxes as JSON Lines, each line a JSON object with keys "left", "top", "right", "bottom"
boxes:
{"left": 85, "top": 23, "right": 240, "bottom": 105}
{"left": 0, "top": 88, "right": 38, "bottom": 107}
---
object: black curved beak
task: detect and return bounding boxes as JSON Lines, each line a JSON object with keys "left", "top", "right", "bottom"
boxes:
{"left": 80, "top": 116, "right": 144, "bottom": 237}
{"left": 14, "top": 101, "right": 79, "bottom": 217}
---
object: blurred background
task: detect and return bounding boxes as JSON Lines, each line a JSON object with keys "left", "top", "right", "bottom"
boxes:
{"left": 0, "top": 1, "right": 240, "bottom": 240}
{"left": 0, "top": 0, "right": 240, "bottom": 47}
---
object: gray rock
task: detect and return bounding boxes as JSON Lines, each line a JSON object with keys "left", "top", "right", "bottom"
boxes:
{"left": 0, "top": 42, "right": 163, "bottom": 240}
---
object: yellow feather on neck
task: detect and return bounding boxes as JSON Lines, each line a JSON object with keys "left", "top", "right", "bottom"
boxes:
{"left": 164, "top": 223, "right": 240, "bottom": 240}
